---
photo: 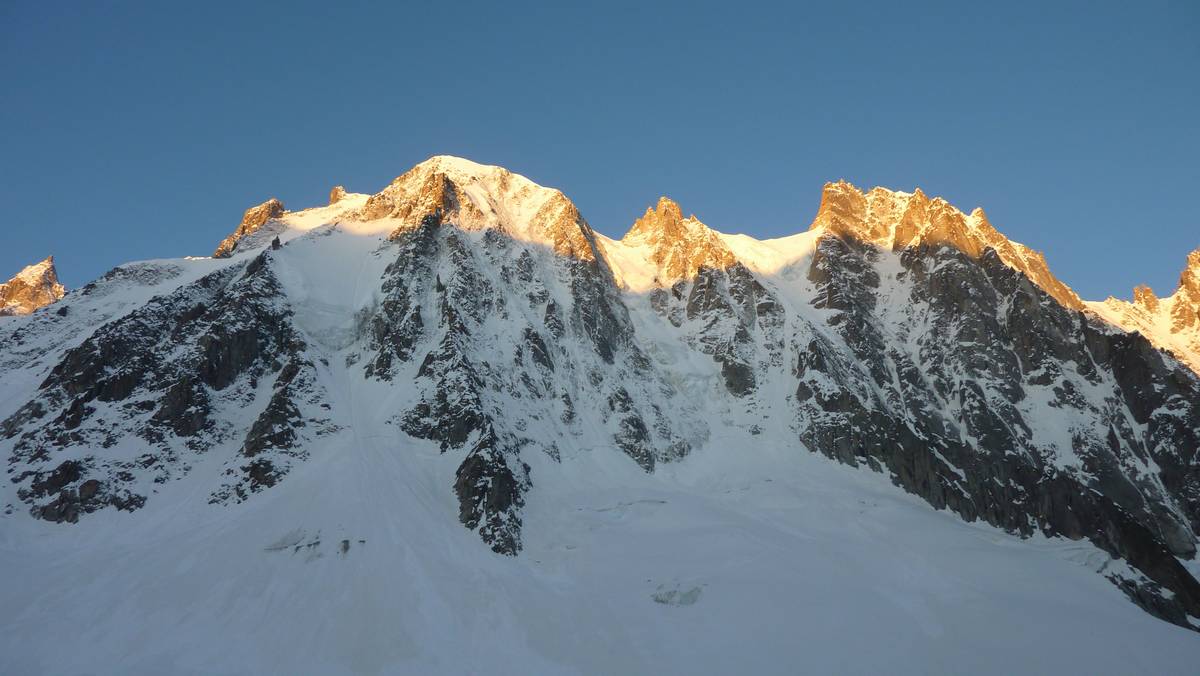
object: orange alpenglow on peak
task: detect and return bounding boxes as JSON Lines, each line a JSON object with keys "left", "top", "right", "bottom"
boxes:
{"left": 1090, "top": 245, "right": 1200, "bottom": 374}
{"left": 0, "top": 255, "right": 66, "bottom": 316}
{"left": 809, "top": 180, "right": 1083, "bottom": 310}
{"left": 213, "top": 198, "right": 286, "bottom": 258}
{"left": 624, "top": 196, "right": 698, "bottom": 239}
{"left": 1133, "top": 285, "right": 1160, "bottom": 312}
{"left": 1169, "top": 247, "right": 1200, "bottom": 333}
{"left": 622, "top": 196, "right": 736, "bottom": 282}
{"left": 353, "top": 156, "right": 602, "bottom": 263}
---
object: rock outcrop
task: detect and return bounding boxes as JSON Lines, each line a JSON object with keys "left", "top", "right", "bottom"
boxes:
{"left": 0, "top": 256, "right": 65, "bottom": 316}
{"left": 813, "top": 180, "right": 1083, "bottom": 310}
{"left": 621, "top": 197, "right": 736, "bottom": 281}
{"left": 1090, "top": 246, "right": 1200, "bottom": 374}
{"left": 212, "top": 198, "right": 286, "bottom": 258}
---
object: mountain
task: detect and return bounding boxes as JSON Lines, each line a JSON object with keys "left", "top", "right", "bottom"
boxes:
{"left": 1090, "top": 248, "right": 1200, "bottom": 374}
{"left": 0, "top": 256, "right": 65, "bottom": 316}
{"left": 2, "top": 157, "right": 1199, "bottom": 674}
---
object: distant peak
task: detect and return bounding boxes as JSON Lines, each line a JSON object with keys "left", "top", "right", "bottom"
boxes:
{"left": 14, "top": 256, "right": 60, "bottom": 284}
{"left": 620, "top": 197, "right": 735, "bottom": 282}
{"left": 654, "top": 195, "right": 684, "bottom": 221}
{"left": 212, "top": 198, "right": 286, "bottom": 258}
{"left": 354, "top": 156, "right": 602, "bottom": 263}
{"left": 1099, "top": 245, "right": 1200, "bottom": 373}
{"left": 625, "top": 196, "right": 691, "bottom": 241}
{"left": 1174, "top": 246, "right": 1200, "bottom": 306}
{"left": 811, "top": 181, "right": 1083, "bottom": 310}
{"left": 1, "top": 255, "right": 66, "bottom": 316}
{"left": 404, "top": 155, "right": 504, "bottom": 184}
{"left": 1133, "top": 284, "right": 1159, "bottom": 311}
{"left": 244, "top": 198, "right": 286, "bottom": 225}
{"left": 817, "top": 180, "right": 866, "bottom": 219}
{"left": 329, "top": 185, "right": 347, "bottom": 205}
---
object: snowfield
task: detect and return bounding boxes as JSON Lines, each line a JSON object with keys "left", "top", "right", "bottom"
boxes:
{"left": 3, "top": 423, "right": 1199, "bottom": 675}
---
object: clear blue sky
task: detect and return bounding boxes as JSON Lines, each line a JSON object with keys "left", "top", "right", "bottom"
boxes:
{"left": 2, "top": 1, "right": 1197, "bottom": 300}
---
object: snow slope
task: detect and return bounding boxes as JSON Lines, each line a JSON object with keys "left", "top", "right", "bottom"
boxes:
{"left": 2, "top": 412, "right": 1198, "bottom": 675}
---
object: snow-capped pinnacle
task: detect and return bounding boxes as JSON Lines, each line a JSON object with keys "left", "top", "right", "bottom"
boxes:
{"left": 809, "top": 179, "right": 1083, "bottom": 310}
{"left": 620, "top": 196, "right": 736, "bottom": 282}
{"left": 1, "top": 255, "right": 66, "bottom": 316}
{"left": 213, "top": 198, "right": 286, "bottom": 258}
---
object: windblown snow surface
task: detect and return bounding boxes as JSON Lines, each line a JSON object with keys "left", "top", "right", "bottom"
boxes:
{"left": 2, "top": 163, "right": 1199, "bottom": 674}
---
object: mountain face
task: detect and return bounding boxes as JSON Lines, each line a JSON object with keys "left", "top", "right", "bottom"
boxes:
{"left": 1091, "top": 248, "right": 1200, "bottom": 374}
{"left": 3, "top": 157, "right": 1200, "bottom": 662}
{"left": 0, "top": 256, "right": 65, "bottom": 316}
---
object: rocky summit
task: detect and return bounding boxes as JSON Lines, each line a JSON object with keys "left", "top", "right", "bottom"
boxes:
{"left": 1092, "top": 247, "right": 1200, "bottom": 374}
{"left": 0, "top": 256, "right": 65, "bottom": 316}
{"left": 3, "top": 156, "right": 1200, "bottom": 672}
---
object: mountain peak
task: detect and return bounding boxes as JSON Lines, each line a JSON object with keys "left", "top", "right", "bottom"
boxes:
{"left": 620, "top": 197, "right": 735, "bottom": 282}
{"left": 810, "top": 181, "right": 1083, "bottom": 310}
{"left": 1169, "top": 246, "right": 1200, "bottom": 335}
{"left": 1180, "top": 247, "right": 1200, "bottom": 297}
{"left": 1133, "top": 284, "right": 1160, "bottom": 311}
{"left": 1, "top": 255, "right": 66, "bottom": 316}
{"left": 212, "top": 198, "right": 286, "bottom": 258}
{"left": 359, "top": 156, "right": 601, "bottom": 262}
{"left": 624, "top": 196, "right": 688, "bottom": 241}
{"left": 1089, "top": 244, "right": 1200, "bottom": 374}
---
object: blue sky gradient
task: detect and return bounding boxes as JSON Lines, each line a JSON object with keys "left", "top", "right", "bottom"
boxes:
{"left": 2, "top": 1, "right": 1198, "bottom": 299}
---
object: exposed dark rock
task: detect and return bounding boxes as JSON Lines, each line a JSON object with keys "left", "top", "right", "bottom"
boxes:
{"left": 793, "top": 232, "right": 1200, "bottom": 630}
{"left": 454, "top": 428, "right": 530, "bottom": 555}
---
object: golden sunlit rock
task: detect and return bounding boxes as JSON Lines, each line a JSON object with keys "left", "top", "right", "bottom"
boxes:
{"left": 810, "top": 180, "right": 1084, "bottom": 310}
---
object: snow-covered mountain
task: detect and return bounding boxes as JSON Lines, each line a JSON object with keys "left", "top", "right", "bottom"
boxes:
{"left": 1090, "top": 248, "right": 1200, "bottom": 374}
{"left": 0, "top": 256, "right": 65, "bottom": 316}
{"left": 2, "top": 156, "right": 1199, "bottom": 674}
